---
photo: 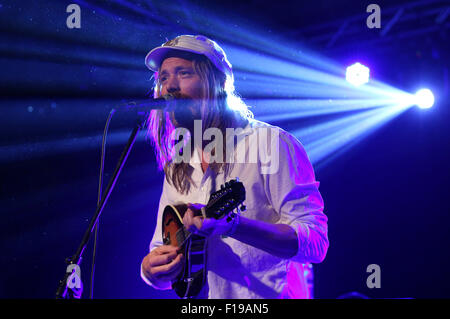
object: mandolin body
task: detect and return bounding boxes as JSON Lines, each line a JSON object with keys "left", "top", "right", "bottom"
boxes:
{"left": 160, "top": 179, "right": 246, "bottom": 299}
{"left": 162, "top": 204, "right": 207, "bottom": 299}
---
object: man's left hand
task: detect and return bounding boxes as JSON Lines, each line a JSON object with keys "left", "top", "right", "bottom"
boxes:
{"left": 183, "top": 203, "right": 234, "bottom": 237}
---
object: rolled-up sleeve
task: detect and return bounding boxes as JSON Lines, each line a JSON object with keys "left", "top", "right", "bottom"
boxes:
{"left": 263, "top": 130, "right": 329, "bottom": 264}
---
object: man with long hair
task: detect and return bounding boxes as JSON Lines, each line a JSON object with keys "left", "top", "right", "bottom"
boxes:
{"left": 140, "top": 35, "right": 329, "bottom": 298}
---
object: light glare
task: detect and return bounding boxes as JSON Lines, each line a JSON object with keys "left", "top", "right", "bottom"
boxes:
{"left": 346, "top": 62, "right": 370, "bottom": 87}
{"left": 415, "top": 88, "right": 434, "bottom": 109}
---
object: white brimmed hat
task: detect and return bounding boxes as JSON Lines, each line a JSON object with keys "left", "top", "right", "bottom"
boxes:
{"left": 145, "top": 35, "right": 233, "bottom": 78}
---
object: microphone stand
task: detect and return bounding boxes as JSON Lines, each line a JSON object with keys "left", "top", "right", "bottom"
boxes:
{"left": 56, "top": 115, "right": 145, "bottom": 299}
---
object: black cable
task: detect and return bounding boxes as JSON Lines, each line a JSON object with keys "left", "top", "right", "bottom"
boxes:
{"left": 89, "top": 109, "right": 115, "bottom": 299}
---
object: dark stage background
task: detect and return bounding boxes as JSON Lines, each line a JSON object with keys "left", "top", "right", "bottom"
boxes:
{"left": 1, "top": 0, "right": 449, "bottom": 299}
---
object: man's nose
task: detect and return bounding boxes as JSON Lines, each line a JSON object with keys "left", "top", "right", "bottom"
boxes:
{"left": 166, "top": 76, "right": 180, "bottom": 93}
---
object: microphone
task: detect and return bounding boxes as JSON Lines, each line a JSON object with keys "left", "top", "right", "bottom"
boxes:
{"left": 114, "top": 94, "right": 175, "bottom": 114}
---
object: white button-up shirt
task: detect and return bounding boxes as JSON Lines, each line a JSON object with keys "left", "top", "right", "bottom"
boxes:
{"left": 141, "top": 119, "right": 329, "bottom": 298}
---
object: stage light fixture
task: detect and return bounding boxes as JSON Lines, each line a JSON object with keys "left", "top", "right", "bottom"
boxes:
{"left": 415, "top": 88, "right": 434, "bottom": 109}
{"left": 346, "top": 62, "right": 370, "bottom": 87}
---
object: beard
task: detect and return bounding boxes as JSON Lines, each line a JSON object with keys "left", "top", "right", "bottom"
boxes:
{"left": 170, "top": 96, "right": 201, "bottom": 131}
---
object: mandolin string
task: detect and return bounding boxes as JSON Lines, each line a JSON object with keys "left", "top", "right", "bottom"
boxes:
{"left": 175, "top": 185, "right": 244, "bottom": 254}
{"left": 176, "top": 208, "right": 240, "bottom": 253}
{"left": 177, "top": 232, "right": 193, "bottom": 253}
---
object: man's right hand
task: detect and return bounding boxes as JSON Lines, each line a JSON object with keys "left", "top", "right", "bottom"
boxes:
{"left": 141, "top": 245, "right": 184, "bottom": 286}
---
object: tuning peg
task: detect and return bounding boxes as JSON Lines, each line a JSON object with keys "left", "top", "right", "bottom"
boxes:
{"left": 240, "top": 205, "right": 246, "bottom": 211}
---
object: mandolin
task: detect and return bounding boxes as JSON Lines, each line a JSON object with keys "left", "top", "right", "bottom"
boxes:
{"left": 162, "top": 178, "right": 246, "bottom": 299}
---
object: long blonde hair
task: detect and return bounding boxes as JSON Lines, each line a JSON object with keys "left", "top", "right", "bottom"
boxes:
{"left": 146, "top": 51, "right": 252, "bottom": 194}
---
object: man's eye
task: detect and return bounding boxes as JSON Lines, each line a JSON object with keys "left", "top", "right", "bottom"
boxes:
{"left": 180, "top": 71, "right": 192, "bottom": 76}
{"left": 160, "top": 76, "right": 167, "bottom": 82}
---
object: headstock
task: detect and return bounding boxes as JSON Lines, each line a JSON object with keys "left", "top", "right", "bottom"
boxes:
{"left": 204, "top": 178, "right": 246, "bottom": 219}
